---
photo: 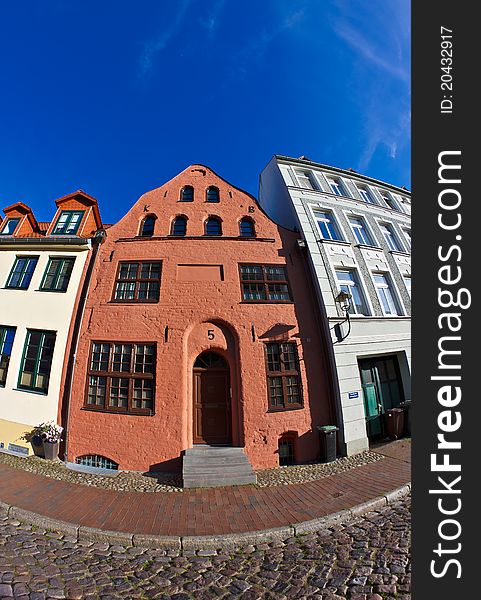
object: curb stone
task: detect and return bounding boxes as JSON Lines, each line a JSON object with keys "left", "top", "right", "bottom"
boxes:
{"left": 0, "top": 483, "right": 411, "bottom": 552}
{"left": 181, "top": 526, "right": 295, "bottom": 551}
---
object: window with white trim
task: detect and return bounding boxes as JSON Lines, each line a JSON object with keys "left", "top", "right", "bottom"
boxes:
{"left": 402, "top": 228, "right": 411, "bottom": 250}
{"left": 294, "top": 169, "right": 318, "bottom": 190}
{"left": 349, "top": 217, "right": 374, "bottom": 246}
{"left": 326, "top": 177, "right": 348, "bottom": 197}
{"left": 356, "top": 185, "right": 377, "bottom": 204}
{"left": 313, "top": 211, "right": 342, "bottom": 241}
{"left": 52, "top": 211, "right": 84, "bottom": 235}
{"left": 379, "top": 223, "right": 403, "bottom": 252}
{"left": 373, "top": 273, "right": 402, "bottom": 315}
{"left": 335, "top": 270, "right": 370, "bottom": 315}
{"left": 379, "top": 190, "right": 400, "bottom": 211}
{"left": 0, "top": 218, "right": 20, "bottom": 235}
{"left": 404, "top": 275, "right": 411, "bottom": 298}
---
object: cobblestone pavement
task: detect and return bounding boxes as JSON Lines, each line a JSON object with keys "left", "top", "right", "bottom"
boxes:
{"left": 0, "top": 449, "right": 383, "bottom": 493}
{"left": 0, "top": 495, "right": 410, "bottom": 599}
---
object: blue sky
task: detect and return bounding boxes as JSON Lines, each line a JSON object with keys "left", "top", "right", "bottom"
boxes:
{"left": 0, "top": 0, "right": 410, "bottom": 224}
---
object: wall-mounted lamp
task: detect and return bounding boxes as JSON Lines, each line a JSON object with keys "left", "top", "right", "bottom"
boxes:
{"left": 333, "top": 291, "right": 352, "bottom": 343}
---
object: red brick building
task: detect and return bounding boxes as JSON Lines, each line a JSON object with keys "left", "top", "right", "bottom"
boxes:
{"left": 65, "top": 165, "right": 336, "bottom": 473}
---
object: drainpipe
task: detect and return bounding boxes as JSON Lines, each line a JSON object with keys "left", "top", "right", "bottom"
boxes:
{"left": 61, "top": 228, "right": 107, "bottom": 463}
{"left": 296, "top": 239, "right": 346, "bottom": 454}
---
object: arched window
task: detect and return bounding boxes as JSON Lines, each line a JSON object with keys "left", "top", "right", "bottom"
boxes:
{"left": 180, "top": 186, "right": 194, "bottom": 202}
{"left": 204, "top": 217, "right": 222, "bottom": 236}
{"left": 171, "top": 216, "right": 187, "bottom": 236}
{"left": 206, "top": 186, "right": 220, "bottom": 203}
{"left": 75, "top": 455, "right": 119, "bottom": 470}
{"left": 139, "top": 215, "right": 156, "bottom": 237}
{"left": 239, "top": 218, "right": 255, "bottom": 237}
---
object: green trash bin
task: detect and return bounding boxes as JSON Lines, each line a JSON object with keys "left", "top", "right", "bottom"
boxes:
{"left": 317, "top": 425, "right": 339, "bottom": 463}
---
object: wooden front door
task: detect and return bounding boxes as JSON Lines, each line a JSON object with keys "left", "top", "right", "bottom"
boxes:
{"left": 193, "top": 352, "right": 231, "bottom": 445}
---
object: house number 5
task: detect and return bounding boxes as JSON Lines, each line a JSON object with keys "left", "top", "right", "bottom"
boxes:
{"left": 207, "top": 330, "right": 215, "bottom": 340}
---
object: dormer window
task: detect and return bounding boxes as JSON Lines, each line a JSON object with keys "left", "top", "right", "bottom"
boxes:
{"left": 204, "top": 217, "right": 222, "bottom": 236}
{"left": 206, "top": 186, "right": 220, "bottom": 203}
{"left": 239, "top": 218, "right": 255, "bottom": 237}
{"left": 0, "top": 218, "right": 20, "bottom": 235}
{"left": 180, "top": 186, "right": 194, "bottom": 202}
{"left": 52, "top": 210, "right": 84, "bottom": 235}
{"left": 139, "top": 215, "right": 156, "bottom": 237}
{"left": 171, "top": 216, "right": 187, "bottom": 236}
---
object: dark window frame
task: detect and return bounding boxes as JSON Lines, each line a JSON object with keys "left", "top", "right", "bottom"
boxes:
{"left": 51, "top": 210, "right": 85, "bottom": 235}
{"left": 278, "top": 434, "right": 297, "bottom": 465}
{"left": 264, "top": 342, "right": 303, "bottom": 411}
{"left": 205, "top": 186, "right": 220, "bottom": 203}
{"left": 139, "top": 215, "right": 156, "bottom": 237}
{"left": 239, "top": 217, "right": 256, "bottom": 237}
{"left": 179, "top": 186, "right": 194, "bottom": 202}
{"left": 204, "top": 217, "right": 223, "bottom": 236}
{"left": 84, "top": 341, "right": 156, "bottom": 416}
{"left": 39, "top": 257, "right": 76, "bottom": 292}
{"left": 170, "top": 215, "right": 188, "bottom": 236}
{"left": 111, "top": 261, "right": 162, "bottom": 303}
{"left": 239, "top": 263, "right": 293, "bottom": 303}
{"left": 5, "top": 256, "right": 39, "bottom": 289}
{"left": 0, "top": 325, "right": 16, "bottom": 387}
{"left": 17, "top": 329, "right": 56, "bottom": 394}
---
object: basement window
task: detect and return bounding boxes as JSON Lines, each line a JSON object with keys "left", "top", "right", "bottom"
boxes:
{"left": 278, "top": 436, "right": 296, "bottom": 466}
{"left": 76, "top": 455, "right": 119, "bottom": 470}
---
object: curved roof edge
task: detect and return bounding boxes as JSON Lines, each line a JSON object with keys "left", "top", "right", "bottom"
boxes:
{"left": 273, "top": 155, "right": 411, "bottom": 196}
{"left": 132, "top": 163, "right": 302, "bottom": 237}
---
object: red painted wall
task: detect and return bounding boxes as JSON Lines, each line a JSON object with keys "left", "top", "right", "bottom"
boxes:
{"left": 67, "top": 165, "right": 334, "bottom": 471}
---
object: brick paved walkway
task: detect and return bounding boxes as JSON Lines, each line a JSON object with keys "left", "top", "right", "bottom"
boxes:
{"left": 0, "top": 444, "right": 410, "bottom": 537}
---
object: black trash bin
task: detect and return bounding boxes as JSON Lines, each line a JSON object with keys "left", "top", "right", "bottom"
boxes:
{"left": 385, "top": 407, "right": 405, "bottom": 440}
{"left": 400, "top": 401, "right": 411, "bottom": 436}
{"left": 317, "top": 425, "right": 339, "bottom": 463}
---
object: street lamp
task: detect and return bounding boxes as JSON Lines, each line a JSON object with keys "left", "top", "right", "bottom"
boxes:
{"left": 333, "top": 290, "right": 352, "bottom": 343}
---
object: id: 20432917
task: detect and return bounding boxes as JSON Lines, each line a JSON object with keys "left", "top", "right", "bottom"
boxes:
{"left": 440, "top": 26, "right": 454, "bottom": 114}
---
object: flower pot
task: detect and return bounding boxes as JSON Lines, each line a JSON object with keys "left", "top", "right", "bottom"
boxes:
{"left": 30, "top": 435, "right": 45, "bottom": 458}
{"left": 43, "top": 441, "right": 59, "bottom": 460}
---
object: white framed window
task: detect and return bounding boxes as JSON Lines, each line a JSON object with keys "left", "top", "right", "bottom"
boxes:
{"left": 349, "top": 217, "right": 375, "bottom": 246}
{"left": 313, "top": 211, "right": 343, "bottom": 241}
{"left": 379, "top": 223, "right": 403, "bottom": 252}
{"left": 399, "top": 196, "right": 411, "bottom": 215}
{"left": 378, "top": 190, "right": 400, "bottom": 211}
{"left": 295, "top": 169, "right": 318, "bottom": 190}
{"left": 404, "top": 275, "right": 411, "bottom": 298}
{"left": 402, "top": 228, "right": 411, "bottom": 250}
{"left": 335, "top": 270, "right": 370, "bottom": 315}
{"left": 356, "top": 185, "right": 377, "bottom": 204}
{"left": 326, "top": 177, "right": 348, "bottom": 197}
{"left": 373, "top": 273, "right": 402, "bottom": 315}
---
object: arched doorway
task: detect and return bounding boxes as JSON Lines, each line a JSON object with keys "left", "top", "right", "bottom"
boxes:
{"left": 193, "top": 352, "right": 231, "bottom": 445}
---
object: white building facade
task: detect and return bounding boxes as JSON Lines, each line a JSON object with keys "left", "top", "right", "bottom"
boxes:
{"left": 259, "top": 156, "right": 411, "bottom": 455}
{"left": 0, "top": 193, "right": 101, "bottom": 454}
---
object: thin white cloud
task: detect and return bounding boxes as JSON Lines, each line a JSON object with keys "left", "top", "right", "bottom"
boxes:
{"left": 329, "top": 1, "right": 410, "bottom": 173}
{"left": 236, "top": 9, "right": 305, "bottom": 62}
{"left": 333, "top": 22, "right": 409, "bottom": 83}
{"left": 200, "top": 0, "right": 226, "bottom": 35}
{"left": 139, "top": 0, "right": 193, "bottom": 77}
{"left": 357, "top": 105, "right": 410, "bottom": 172}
